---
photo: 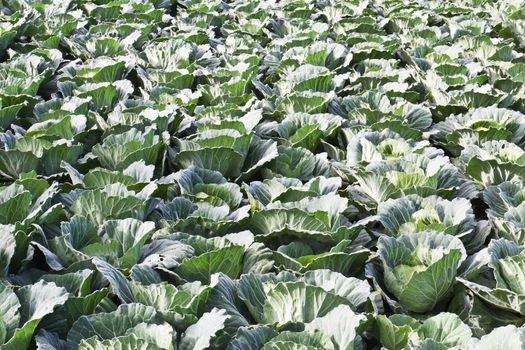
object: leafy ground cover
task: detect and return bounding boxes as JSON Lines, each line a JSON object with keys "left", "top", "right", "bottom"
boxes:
{"left": 2, "top": 0, "right": 525, "bottom": 348}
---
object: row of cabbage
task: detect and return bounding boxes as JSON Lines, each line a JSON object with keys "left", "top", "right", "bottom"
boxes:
{"left": 2, "top": 0, "right": 525, "bottom": 348}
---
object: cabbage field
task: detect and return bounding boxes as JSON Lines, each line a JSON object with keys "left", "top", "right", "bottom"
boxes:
{"left": 2, "top": 0, "right": 525, "bottom": 348}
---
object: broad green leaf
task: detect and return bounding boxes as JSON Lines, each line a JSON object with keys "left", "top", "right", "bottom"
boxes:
{"left": 179, "top": 308, "right": 230, "bottom": 350}
{"left": 177, "top": 246, "right": 244, "bottom": 284}
{"left": 261, "top": 281, "right": 354, "bottom": 325}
